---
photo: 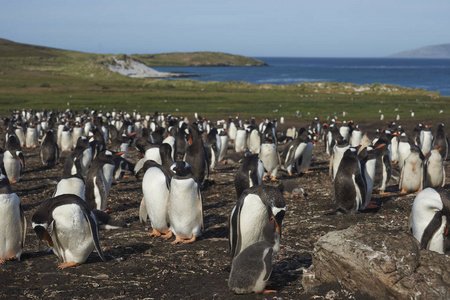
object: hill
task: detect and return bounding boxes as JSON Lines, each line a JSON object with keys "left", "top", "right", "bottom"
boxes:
{"left": 389, "top": 43, "right": 450, "bottom": 58}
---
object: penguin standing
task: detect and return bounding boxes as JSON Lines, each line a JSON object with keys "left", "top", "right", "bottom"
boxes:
{"left": 229, "top": 185, "right": 286, "bottom": 258}
{"left": 234, "top": 153, "right": 264, "bottom": 199}
{"left": 31, "top": 194, "right": 105, "bottom": 268}
{"left": 397, "top": 132, "right": 411, "bottom": 170}
{"left": 280, "top": 133, "right": 307, "bottom": 176}
{"left": 184, "top": 124, "right": 209, "bottom": 188}
{"left": 248, "top": 127, "right": 261, "bottom": 154}
{"left": 218, "top": 129, "right": 229, "bottom": 162}
{"left": 358, "top": 146, "right": 377, "bottom": 209}
{"left": 433, "top": 124, "right": 448, "bottom": 161}
{"left": 333, "top": 148, "right": 367, "bottom": 213}
{"left": 40, "top": 130, "right": 59, "bottom": 168}
{"left": 140, "top": 160, "right": 173, "bottom": 238}
{"left": 60, "top": 126, "right": 72, "bottom": 152}
{"left": 259, "top": 133, "right": 279, "bottom": 181}
{"left": 228, "top": 218, "right": 280, "bottom": 294}
{"left": 372, "top": 144, "right": 392, "bottom": 194}
{"left": 72, "top": 122, "right": 84, "bottom": 148}
{"left": 168, "top": 162, "right": 203, "bottom": 244}
{"left": 399, "top": 145, "right": 424, "bottom": 194}
{"left": 411, "top": 188, "right": 450, "bottom": 254}
{"left": 25, "top": 124, "right": 38, "bottom": 148}
{"left": 330, "top": 139, "right": 350, "bottom": 180}
{"left": 420, "top": 125, "right": 433, "bottom": 156}
{"left": 350, "top": 125, "right": 363, "bottom": 147}
{"left": 3, "top": 135, "right": 25, "bottom": 183}
{"left": 295, "top": 133, "right": 314, "bottom": 174}
{"left": 424, "top": 148, "right": 446, "bottom": 189}
{"left": 234, "top": 127, "right": 247, "bottom": 152}
{"left": 205, "top": 128, "right": 221, "bottom": 172}
{"left": 0, "top": 174, "right": 26, "bottom": 263}
{"left": 85, "top": 150, "right": 123, "bottom": 211}
{"left": 55, "top": 160, "right": 85, "bottom": 200}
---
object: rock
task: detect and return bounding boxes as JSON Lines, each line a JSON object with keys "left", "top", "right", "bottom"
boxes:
{"left": 306, "top": 225, "right": 450, "bottom": 299}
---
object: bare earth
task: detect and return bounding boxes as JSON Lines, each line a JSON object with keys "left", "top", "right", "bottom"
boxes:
{"left": 0, "top": 118, "right": 448, "bottom": 300}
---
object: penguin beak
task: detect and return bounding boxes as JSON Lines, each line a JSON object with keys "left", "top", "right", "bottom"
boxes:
{"left": 270, "top": 216, "right": 282, "bottom": 236}
{"left": 128, "top": 132, "right": 137, "bottom": 137}
{"left": 116, "top": 152, "right": 126, "bottom": 156}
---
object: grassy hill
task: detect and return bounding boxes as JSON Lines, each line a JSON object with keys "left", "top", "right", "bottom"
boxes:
{"left": 131, "top": 52, "right": 266, "bottom": 66}
{"left": 0, "top": 38, "right": 448, "bottom": 121}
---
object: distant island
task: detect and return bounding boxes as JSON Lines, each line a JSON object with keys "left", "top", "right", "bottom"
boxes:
{"left": 389, "top": 43, "right": 450, "bottom": 58}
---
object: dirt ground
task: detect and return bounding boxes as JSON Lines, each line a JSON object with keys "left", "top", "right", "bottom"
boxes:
{"left": 0, "top": 118, "right": 448, "bottom": 300}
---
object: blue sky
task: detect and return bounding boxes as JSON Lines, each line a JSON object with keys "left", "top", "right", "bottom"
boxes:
{"left": 1, "top": 0, "right": 449, "bottom": 57}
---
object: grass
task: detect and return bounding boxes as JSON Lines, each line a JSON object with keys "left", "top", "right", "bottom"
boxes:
{"left": 0, "top": 38, "right": 449, "bottom": 122}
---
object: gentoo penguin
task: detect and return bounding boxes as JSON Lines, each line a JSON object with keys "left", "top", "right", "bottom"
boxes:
{"left": 60, "top": 126, "right": 72, "bottom": 152}
{"left": 234, "top": 127, "right": 247, "bottom": 152}
{"left": 234, "top": 153, "right": 264, "bottom": 199}
{"left": 390, "top": 131, "right": 400, "bottom": 164}
{"left": 184, "top": 124, "right": 209, "bottom": 187}
{"left": 25, "top": 124, "right": 38, "bottom": 148}
{"left": 3, "top": 135, "right": 25, "bottom": 183}
{"left": 411, "top": 188, "right": 450, "bottom": 254}
{"left": 205, "top": 128, "right": 221, "bottom": 172}
{"left": 62, "top": 136, "right": 92, "bottom": 177}
{"left": 140, "top": 160, "right": 173, "bottom": 238}
{"left": 350, "top": 125, "right": 363, "bottom": 147}
{"left": 248, "top": 126, "right": 261, "bottom": 154}
{"left": 40, "top": 130, "right": 59, "bottom": 168}
{"left": 229, "top": 185, "right": 286, "bottom": 258}
{"left": 218, "top": 129, "right": 229, "bottom": 162}
{"left": 330, "top": 139, "right": 350, "bottom": 180}
{"left": 295, "top": 132, "right": 314, "bottom": 174}
{"left": 259, "top": 133, "right": 279, "bottom": 181}
{"left": 372, "top": 144, "right": 392, "bottom": 194}
{"left": 424, "top": 148, "right": 446, "bottom": 189}
{"left": 0, "top": 174, "right": 26, "bottom": 263}
{"left": 31, "top": 194, "right": 106, "bottom": 268}
{"left": 399, "top": 145, "right": 424, "bottom": 194}
{"left": 420, "top": 125, "right": 433, "bottom": 156}
{"left": 54, "top": 161, "right": 85, "bottom": 200}
{"left": 85, "top": 150, "right": 124, "bottom": 211}
{"left": 168, "top": 161, "right": 203, "bottom": 244}
{"left": 277, "top": 180, "right": 306, "bottom": 199}
{"left": 358, "top": 146, "right": 377, "bottom": 209}
{"left": 280, "top": 131, "right": 307, "bottom": 176}
{"left": 228, "top": 218, "right": 280, "bottom": 294}
{"left": 397, "top": 132, "right": 411, "bottom": 170}
{"left": 433, "top": 124, "right": 448, "bottom": 161}
{"left": 175, "top": 122, "right": 188, "bottom": 159}
{"left": 72, "top": 122, "right": 84, "bottom": 148}
{"left": 333, "top": 148, "right": 367, "bottom": 213}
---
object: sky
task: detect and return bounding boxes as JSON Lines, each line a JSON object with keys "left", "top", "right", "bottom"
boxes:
{"left": 1, "top": 0, "right": 449, "bottom": 57}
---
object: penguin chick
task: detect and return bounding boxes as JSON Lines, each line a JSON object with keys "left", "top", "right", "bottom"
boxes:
{"left": 277, "top": 180, "right": 306, "bottom": 199}
{"left": 411, "top": 188, "right": 450, "bottom": 254}
{"left": 228, "top": 218, "right": 280, "bottom": 294}
{"left": 399, "top": 145, "right": 424, "bottom": 194}
{"left": 168, "top": 161, "right": 203, "bottom": 244}
{"left": 0, "top": 174, "right": 26, "bottom": 263}
{"left": 31, "top": 194, "right": 106, "bottom": 268}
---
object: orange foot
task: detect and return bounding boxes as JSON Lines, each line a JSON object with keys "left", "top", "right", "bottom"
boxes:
{"left": 104, "top": 208, "right": 115, "bottom": 214}
{"left": 289, "top": 172, "right": 294, "bottom": 176}
{"left": 262, "top": 289, "right": 277, "bottom": 294}
{"left": 0, "top": 258, "right": 5, "bottom": 264}
{"left": 263, "top": 177, "right": 268, "bottom": 181}
{"left": 270, "top": 177, "right": 277, "bottom": 182}
{"left": 171, "top": 235, "right": 196, "bottom": 245}
{"left": 161, "top": 231, "right": 173, "bottom": 240}
{"left": 379, "top": 191, "right": 391, "bottom": 195}
{"left": 365, "top": 201, "right": 379, "bottom": 210}
{"left": 147, "top": 228, "right": 162, "bottom": 237}
{"left": 399, "top": 188, "right": 407, "bottom": 195}
{"left": 58, "top": 262, "right": 78, "bottom": 269}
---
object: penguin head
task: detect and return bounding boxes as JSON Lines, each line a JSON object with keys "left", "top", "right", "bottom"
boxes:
{"left": 0, "top": 173, "right": 13, "bottom": 194}
{"left": 170, "top": 161, "right": 192, "bottom": 177}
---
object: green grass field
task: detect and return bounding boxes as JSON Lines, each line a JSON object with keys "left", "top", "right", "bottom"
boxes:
{"left": 1, "top": 38, "right": 448, "bottom": 122}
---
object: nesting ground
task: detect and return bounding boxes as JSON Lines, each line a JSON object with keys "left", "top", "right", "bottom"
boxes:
{"left": 0, "top": 119, "right": 448, "bottom": 300}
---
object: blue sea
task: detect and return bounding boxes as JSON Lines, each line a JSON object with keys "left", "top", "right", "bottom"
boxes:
{"left": 156, "top": 57, "right": 450, "bottom": 96}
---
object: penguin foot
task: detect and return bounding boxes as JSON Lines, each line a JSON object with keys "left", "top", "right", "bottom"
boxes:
{"left": 58, "top": 262, "right": 78, "bottom": 269}
{"left": 392, "top": 161, "right": 398, "bottom": 165}
{"left": 379, "top": 191, "right": 391, "bottom": 195}
{"left": 148, "top": 228, "right": 162, "bottom": 237}
{"left": 262, "top": 289, "right": 277, "bottom": 294}
{"left": 270, "top": 177, "right": 278, "bottom": 182}
{"left": 399, "top": 189, "right": 408, "bottom": 195}
{"left": 0, "top": 258, "right": 5, "bottom": 264}
{"left": 171, "top": 235, "right": 196, "bottom": 245}
{"left": 104, "top": 208, "right": 115, "bottom": 214}
{"left": 161, "top": 231, "right": 173, "bottom": 240}
{"left": 364, "top": 201, "right": 379, "bottom": 210}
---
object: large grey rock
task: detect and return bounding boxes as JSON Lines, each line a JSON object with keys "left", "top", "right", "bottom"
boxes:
{"left": 305, "top": 225, "right": 450, "bottom": 299}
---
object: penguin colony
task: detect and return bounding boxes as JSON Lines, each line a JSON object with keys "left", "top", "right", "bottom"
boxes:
{"left": 0, "top": 108, "right": 448, "bottom": 295}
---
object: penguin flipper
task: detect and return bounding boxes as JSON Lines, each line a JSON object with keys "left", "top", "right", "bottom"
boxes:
{"left": 197, "top": 187, "right": 204, "bottom": 229}
{"left": 230, "top": 193, "right": 246, "bottom": 258}
{"left": 95, "top": 175, "right": 108, "bottom": 210}
{"left": 355, "top": 169, "right": 367, "bottom": 209}
{"left": 263, "top": 247, "right": 274, "bottom": 281}
{"left": 139, "top": 196, "right": 149, "bottom": 225}
{"left": 20, "top": 203, "right": 27, "bottom": 249}
{"left": 420, "top": 211, "right": 444, "bottom": 250}
{"left": 84, "top": 210, "right": 106, "bottom": 262}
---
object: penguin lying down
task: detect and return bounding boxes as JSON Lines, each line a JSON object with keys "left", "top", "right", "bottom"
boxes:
{"left": 277, "top": 180, "right": 307, "bottom": 199}
{"left": 32, "top": 194, "right": 107, "bottom": 269}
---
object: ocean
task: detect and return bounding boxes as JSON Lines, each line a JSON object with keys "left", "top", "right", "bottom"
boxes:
{"left": 156, "top": 57, "right": 450, "bottom": 96}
